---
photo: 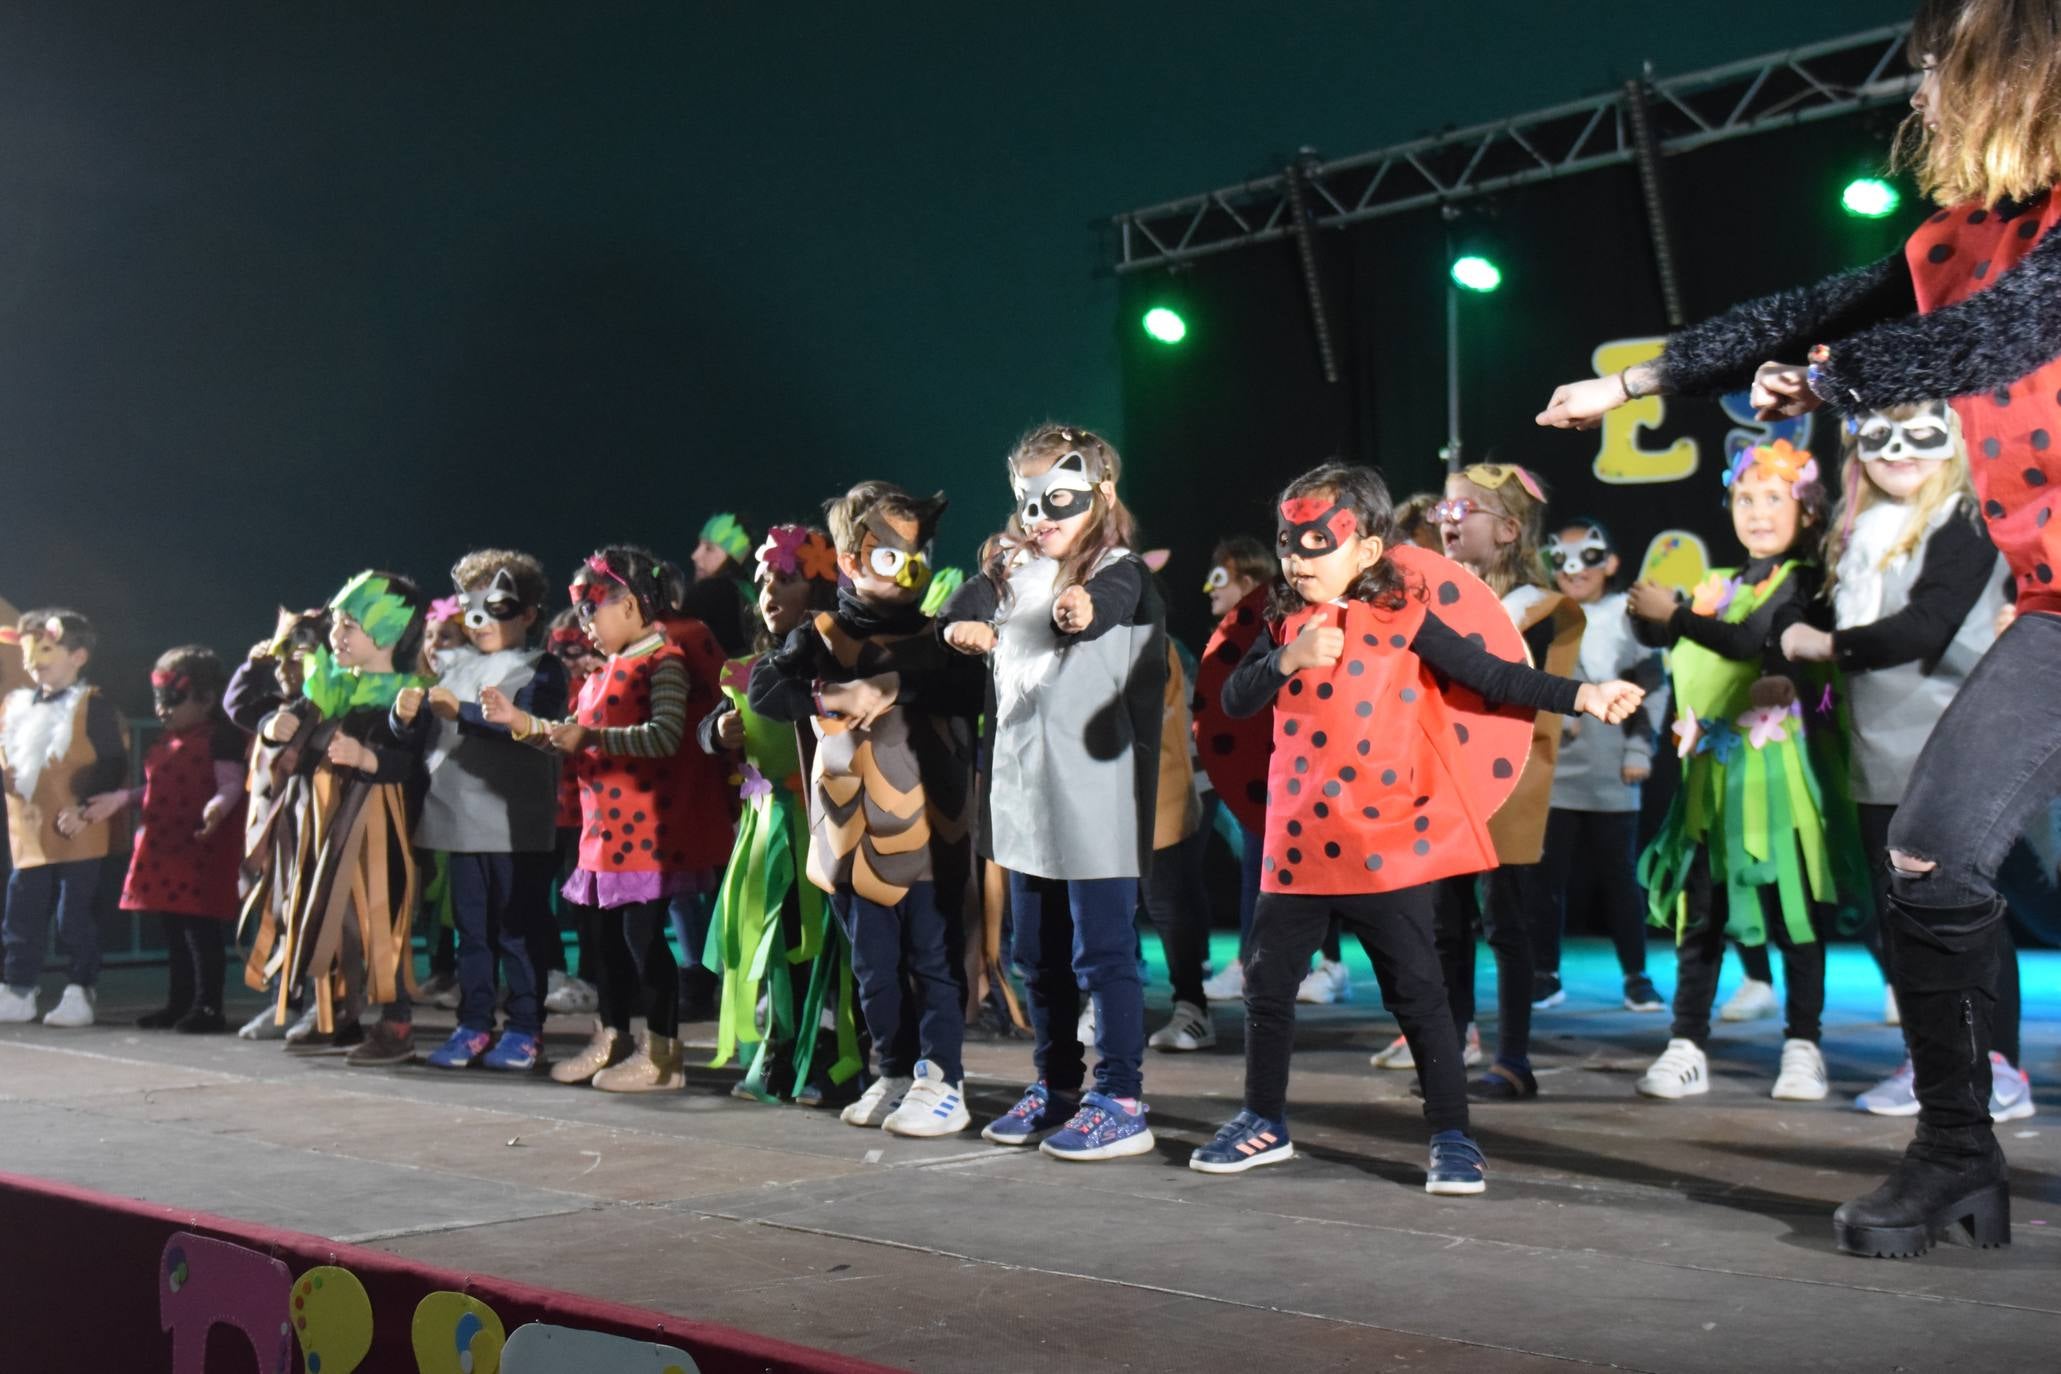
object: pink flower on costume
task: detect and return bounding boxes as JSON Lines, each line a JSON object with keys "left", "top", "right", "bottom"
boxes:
{"left": 1672, "top": 705, "right": 1701, "bottom": 759}
{"left": 428, "top": 595, "right": 463, "bottom": 624}
{"left": 1737, "top": 706, "right": 1791, "bottom": 750}
{"left": 1689, "top": 574, "right": 1736, "bottom": 619}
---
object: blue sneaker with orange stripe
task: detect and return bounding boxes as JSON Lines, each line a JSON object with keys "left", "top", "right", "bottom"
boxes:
{"left": 1039, "top": 1091, "right": 1155, "bottom": 1161}
{"left": 1188, "top": 1110, "right": 1294, "bottom": 1174}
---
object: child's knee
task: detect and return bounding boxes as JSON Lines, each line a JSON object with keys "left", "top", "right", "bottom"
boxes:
{"left": 1888, "top": 848, "right": 1936, "bottom": 878}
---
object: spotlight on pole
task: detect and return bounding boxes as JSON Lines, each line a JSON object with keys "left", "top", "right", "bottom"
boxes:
{"left": 1450, "top": 255, "right": 1502, "bottom": 293}
{"left": 1841, "top": 177, "right": 1901, "bottom": 219}
{"left": 1142, "top": 306, "right": 1188, "bottom": 344}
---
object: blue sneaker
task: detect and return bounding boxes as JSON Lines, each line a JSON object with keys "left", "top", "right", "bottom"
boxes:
{"left": 482, "top": 1029, "right": 540, "bottom": 1072}
{"left": 1038, "top": 1090, "right": 1155, "bottom": 1162}
{"left": 981, "top": 1081, "right": 1076, "bottom": 1146}
{"left": 1426, "top": 1129, "right": 1487, "bottom": 1195}
{"left": 426, "top": 1026, "right": 492, "bottom": 1070}
{"left": 1188, "top": 1110, "right": 1293, "bottom": 1174}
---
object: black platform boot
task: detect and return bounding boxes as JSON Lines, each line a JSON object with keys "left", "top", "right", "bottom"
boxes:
{"left": 1833, "top": 898, "right": 2010, "bottom": 1258}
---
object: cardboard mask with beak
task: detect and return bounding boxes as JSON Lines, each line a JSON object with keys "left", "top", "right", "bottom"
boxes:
{"left": 857, "top": 493, "right": 949, "bottom": 592}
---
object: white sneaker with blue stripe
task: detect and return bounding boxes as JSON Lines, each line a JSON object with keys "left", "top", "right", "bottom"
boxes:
{"left": 882, "top": 1059, "right": 970, "bottom": 1137}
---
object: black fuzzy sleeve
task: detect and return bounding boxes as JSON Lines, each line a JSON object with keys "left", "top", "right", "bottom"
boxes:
{"left": 1655, "top": 253, "right": 1914, "bottom": 398}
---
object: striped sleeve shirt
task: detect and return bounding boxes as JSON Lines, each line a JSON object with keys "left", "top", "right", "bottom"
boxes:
{"left": 596, "top": 657, "right": 688, "bottom": 758}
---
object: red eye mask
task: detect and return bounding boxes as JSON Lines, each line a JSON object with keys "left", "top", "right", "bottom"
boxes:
{"left": 1277, "top": 498, "right": 1358, "bottom": 558}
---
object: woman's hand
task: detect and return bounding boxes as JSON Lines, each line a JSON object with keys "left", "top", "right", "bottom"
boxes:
{"left": 945, "top": 621, "right": 996, "bottom": 656}
{"left": 1537, "top": 373, "right": 1633, "bottom": 431}
{"left": 1052, "top": 585, "right": 1094, "bottom": 635}
{"left": 1779, "top": 623, "right": 1834, "bottom": 662}
{"left": 1748, "top": 360, "right": 1822, "bottom": 421}
{"left": 1278, "top": 613, "right": 1344, "bottom": 674}
{"left": 1575, "top": 679, "right": 1646, "bottom": 725}
{"left": 1626, "top": 580, "right": 1679, "bottom": 623}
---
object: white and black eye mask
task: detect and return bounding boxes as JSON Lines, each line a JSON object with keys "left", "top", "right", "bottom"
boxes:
{"left": 1855, "top": 402, "right": 1955, "bottom": 463}
{"left": 1202, "top": 564, "right": 1232, "bottom": 594}
{"left": 463, "top": 569, "right": 528, "bottom": 628}
{"left": 1013, "top": 451, "right": 1097, "bottom": 526}
{"left": 1544, "top": 528, "right": 1611, "bottom": 577}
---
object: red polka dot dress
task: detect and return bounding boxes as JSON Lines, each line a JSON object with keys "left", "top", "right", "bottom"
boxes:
{"left": 1193, "top": 586, "right": 1275, "bottom": 834}
{"left": 1904, "top": 196, "right": 2061, "bottom": 615}
{"left": 119, "top": 718, "right": 246, "bottom": 920}
{"left": 1260, "top": 547, "right": 1534, "bottom": 896}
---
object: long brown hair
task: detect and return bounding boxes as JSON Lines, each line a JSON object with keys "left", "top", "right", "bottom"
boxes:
{"left": 981, "top": 423, "right": 1141, "bottom": 602}
{"left": 1895, "top": 0, "right": 2061, "bottom": 207}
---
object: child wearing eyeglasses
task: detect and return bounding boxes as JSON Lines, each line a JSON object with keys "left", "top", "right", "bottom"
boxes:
{"left": 392, "top": 549, "right": 567, "bottom": 1072}
{"left": 1531, "top": 519, "right": 1670, "bottom": 1014}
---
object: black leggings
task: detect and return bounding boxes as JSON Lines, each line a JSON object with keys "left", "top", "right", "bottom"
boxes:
{"left": 596, "top": 899, "right": 679, "bottom": 1039}
{"left": 1533, "top": 808, "right": 1649, "bottom": 977}
{"left": 1434, "top": 869, "right": 1539, "bottom": 1066}
{"left": 1669, "top": 850, "right": 1825, "bottom": 1046}
{"left": 1858, "top": 801, "right": 2025, "bottom": 1066}
{"left": 1141, "top": 802, "right": 1215, "bottom": 1009}
{"left": 160, "top": 914, "right": 227, "bottom": 1013}
{"left": 1246, "top": 886, "right": 1468, "bottom": 1135}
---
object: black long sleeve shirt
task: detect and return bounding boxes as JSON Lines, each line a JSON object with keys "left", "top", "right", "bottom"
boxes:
{"left": 1801, "top": 514, "right": 2001, "bottom": 673}
{"left": 1220, "top": 609, "right": 1583, "bottom": 721}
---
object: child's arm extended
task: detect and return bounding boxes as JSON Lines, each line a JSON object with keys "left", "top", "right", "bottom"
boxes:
{"left": 1784, "top": 518, "right": 1999, "bottom": 669}
{"left": 1053, "top": 557, "right": 1145, "bottom": 641}
{"left": 594, "top": 658, "right": 688, "bottom": 757}
{"left": 1413, "top": 614, "right": 1642, "bottom": 723}
{"left": 459, "top": 655, "right": 569, "bottom": 744}
{"left": 1651, "top": 572, "right": 1806, "bottom": 664}
{"left": 746, "top": 626, "right": 825, "bottom": 723}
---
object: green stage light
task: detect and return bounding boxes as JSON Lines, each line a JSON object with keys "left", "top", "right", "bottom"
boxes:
{"left": 1142, "top": 306, "right": 1188, "bottom": 344}
{"left": 1450, "top": 255, "right": 1502, "bottom": 293}
{"left": 1842, "top": 177, "right": 1900, "bottom": 219}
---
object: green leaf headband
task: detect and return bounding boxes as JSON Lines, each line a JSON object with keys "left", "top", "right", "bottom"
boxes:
{"left": 328, "top": 571, "right": 417, "bottom": 649}
{"left": 699, "top": 512, "right": 752, "bottom": 564}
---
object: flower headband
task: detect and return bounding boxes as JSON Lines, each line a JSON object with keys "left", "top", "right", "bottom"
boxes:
{"left": 1722, "top": 437, "right": 1819, "bottom": 498}
{"left": 754, "top": 525, "right": 839, "bottom": 585}
{"left": 427, "top": 595, "right": 463, "bottom": 624}
{"left": 699, "top": 512, "right": 753, "bottom": 564}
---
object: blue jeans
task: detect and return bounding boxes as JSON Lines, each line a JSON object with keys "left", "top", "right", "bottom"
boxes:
{"left": 447, "top": 851, "right": 549, "bottom": 1036}
{"left": 832, "top": 881, "right": 966, "bottom": 1082}
{"left": 3, "top": 858, "right": 102, "bottom": 990}
{"left": 1009, "top": 871, "right": 1144, "bottom": 1098}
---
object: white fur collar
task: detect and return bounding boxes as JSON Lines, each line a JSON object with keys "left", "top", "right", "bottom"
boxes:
{"left": 1, "top": 685, "right": 89, "bottom": 800}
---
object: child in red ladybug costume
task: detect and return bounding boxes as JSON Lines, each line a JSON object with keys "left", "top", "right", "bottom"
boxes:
{"left": 1537, "top": 0, "right": 2061, "bottom": 1259}
{"left": 1186, "top": 464, "right": 1643, "bottom": 1193}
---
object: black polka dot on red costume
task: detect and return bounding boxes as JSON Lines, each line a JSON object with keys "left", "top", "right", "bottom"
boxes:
{"left": 1234, "top": 607, "right": 1253, "bottom": 626}
{"left": 1984, "top": 438, "right": 2002, "bottom": 459}
{"left": 1245, "top": 781, "right": 1267, "bottom": 804}
{"left": 1286, "top": 819, "right": 1302, "bottom": 836}
{"left": 1968, "top": 209, "right": 1990, "bottom": 224}
{"left": 1340, "top": 766, "right": 1357, "bottom": 781}
{"left": 1346, "top": 660, "right": 1364, "bottom": 676}
{"left": 1363, "top": 854, "right": 1383, "bottom": 871}
{"left": 607, "top": 695, "right": 620, "bottom": 706}
{"left": 1354, "top": 701, "right": 1372, "bottom": 718}
{"left": 1994, "top": 386, "right": 2013, "bottom": 407}
{"left": 1492, "top": 758, "right": 1514, "bottom": 779}
{"left": 1356, "top": 739, "right": 1371, "bottom": 756}
{"left": 613, "top": 670, "right": 627, "bottom": 681}
{"left": 1399, "top": 687, "right": 1417, "bottom": 703}
{"left": 2021, "top": 218, "right": 2042, "bottom": 239}
{"left": 1974, "top": 260, "right": 1992, "bottom": 280}
{"left": 1279, "top": 869, "right": 1294, "bottom": 886}
{"left": 1322, "top": 781, "right": 1341, "bottom": 797}
{"left": 2039, "top": 508, "right": 2052, "bottom": 528}
{"left": 1316, "top": 683, "right": 1333, "bottom": 700}
{"left": 1214, "top": 642, "right": 1242, "bottom": 666}
{"left": 1289, "top": 680, "right": 1304, "bottom": 696}
{"left": 1413, "top": 839, "right": 1430, "bottom": 857}
{"left": 1928, "top": 243, "right": 1954, "bottom": 263}
{"left": 1286, "top": 847, "right": 1302, "bottom": 864}
{"left": 2039, "top": 564, "right": 2055, "bottom": 584}
{"left": 1286, "top": 779, "right": 1301, "bottom": 795}
{"left": 2035, "top": 430, "right": 2051, "bottom": 450}
{"left": 1987, "top": 500, "right": 2007, "bottom": 519}
{"left": 1438, "top": 582, "right": 1460, "bottom": 606}
{"left": 1363, "top": 634, "right": 1378, "bottom": 647}
{"left": 1294, "top": 757, "right": 1309, "bottom": 774}
{"left": 1454, "top": 722, "right": 1469, "bottom": 744}
{"left": 1263, "top": 856, "right": 1277, "bottom": 872}
{"left": 1381, "top": 769, "right": 1398, "bottom": 785}
{"left": 1413, "top": 815, "right": 1430, "bottom": 833}
{"left": 1324, "top": 841, "right": 1341, "bottom": 859}
{"left": 1211, "top": 733, "right": 1236, "bottom": 755}
{"left": 1929, "top": 209, "right": 1950, "bottom": 223}
{"left": 1362, "top": 805, "right": 1380, "bottom": 819}
{"left": 1312, "top": 731, "right": 1328, "bottom": 747}
{"left": 1283, "top": 719, "right": 1299, "bottom": 736}
{"left": 2027, "top": 469, "right": 2049, "bottom": 487}
{"left": 1390, "top": 634, "right": 1407, "bottom": 648}
{"left": 1314, "top": 801, "right": 1329, "bottom": 818}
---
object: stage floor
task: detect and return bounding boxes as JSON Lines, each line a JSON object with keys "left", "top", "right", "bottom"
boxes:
{"left": 1, "top": 938, "right": 2056, "bottom": 1372}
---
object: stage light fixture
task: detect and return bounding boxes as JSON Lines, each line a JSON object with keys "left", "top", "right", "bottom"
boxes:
{"left": 1841, "top": 177, "right": 1900, "bottom": 219}
{"left": 1142, "top": 306, "right": 1188, "bottom": 344}
{"left": 1450, "top": 255, "right": 1502, "bottom": 293}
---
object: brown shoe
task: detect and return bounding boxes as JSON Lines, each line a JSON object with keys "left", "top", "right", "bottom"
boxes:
{"left": 550, "top": 1020, "right": 629, "bottom": 1085}
{"left": 591, "top": 1031, "right": 683, "bottom": 1093}
{"left": 344, "top": 1019, "right": 415, "bottom": 1067}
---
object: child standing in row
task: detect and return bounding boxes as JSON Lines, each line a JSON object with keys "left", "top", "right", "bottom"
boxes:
{"left": 751, "top": 485, "right": 983, "bottom": 1136}
{"left": 1188, "top": 463, "right": 1643, "bottom": 1189}
{"left": 397, "top": 550, "right": 567, "bottom": 1072}
{"left": 943, "top": 425, "right": 1167, "bottom": 1161}
{"left": 0, "top": 612, "right": 130, "bottom": 1028}
{"left": 112, "top": 647, "right": 248, "bottom": 1032}
{"left": 1627, "top": 442, "right": 1839, "bottom": 1103}
{"left": 1533, "top": 520, "right": 1669, "bottom": 1012}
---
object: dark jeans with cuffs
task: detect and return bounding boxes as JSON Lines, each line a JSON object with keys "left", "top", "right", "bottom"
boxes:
{"left": 833, "top": 880, "right": 966, "bottom": 1083}
{"left": 1245, "top": 886, "right": 1468, "bottom": 1135}
{"left": 1534, "top": 808, "right": 1650, "bottom": 978}
{"left": 447, "top": 850, "right": 550, "bottom": 1037}
{"left": 3, "top": 858, "right": 102, "bottom": 990}
{"left": 1435, "top": 868, "right": 1539, "bottom": 1065}
{"left": 1011, "top": 872, "right": 1144, "bottom": 1099}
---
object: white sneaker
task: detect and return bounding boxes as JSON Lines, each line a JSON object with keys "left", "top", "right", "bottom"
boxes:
{"left": 1199, "top": 961, "right": 1246, "bottom": 1002}
{"left": 0, "top": 985, "right": 37, "bottom": 1023}
{"left": 238, "top": 1005, "right": 288, "bottom": 1040}
{"left": 543, "top": 970, "right": 599, "bottom": 1015}
{"left": 1077, "top": 1001, "right": 1097, "bottom": 1049}
{"left": 1296, "top": 958, "right": 1353, "bottom": 1005}
{"left": 280, "top": 1003, "right": 322, "bottom": 1044}
{"left": 41, "top": 983, "right": 95, "bottom": 1028}
{"left": 1717, "top": 977, "right": 1776, "bottom": 1022}
{"left": 1148, "top": 1000, "right": 1216, "bottom": 1052}
{"left": 1991, "top": 1052, "right": 2036, "bottom": 1123}
{"left": 1370, "top": 1022, "right": 1480, "bottom": 1071}
{"left": 1771, "top": 1038, "right": 1828, "bottom": 1101}
{"left": 881, "top": 1060, "right": 970, "bottom": 1137}
{"left": 1636, "top": 1038, "right": 1710, "bottom": 1099}
{"left": 840, "top": 1073, "right": 913, "bottom": 1128}
{"left": 1855, "top": 1059, "right": 1920, "bottom": 1116}
{"left": 1883, "top": 987, "right": 1900, "bottom": 1027}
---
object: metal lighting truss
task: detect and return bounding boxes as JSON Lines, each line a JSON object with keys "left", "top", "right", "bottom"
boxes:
{"left": 1112, "top": 22, "right": 1915, "bottom": 273}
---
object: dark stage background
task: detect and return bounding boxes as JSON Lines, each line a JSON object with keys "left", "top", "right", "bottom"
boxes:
{"left": 0, "top": 1, "right": 1912, "bottom": 710}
